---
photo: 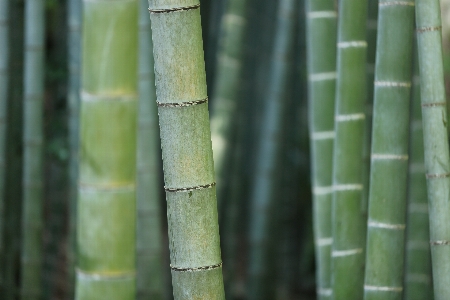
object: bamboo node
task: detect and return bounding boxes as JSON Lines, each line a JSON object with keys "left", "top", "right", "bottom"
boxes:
{"left": 371, "top": 154, "right": 408, "bottom": 160}
{"left": 421, "top": 102, "right": 446, "bottom": 108}
{"left": 368, "top": 220, "right": 406, "bottom": 230}
{"left": 309, "top": 72, "right": 337, "bottom": 81}
{"left": 332, "top": 248, "right": 363, "bottom": 257}
{"left": 149, "top": 4, "right": 200, "bottom": 14}
{"left": 307, "top": 11, "right": 337, "bottom": 19}
{"left": 317, "top": 288, "right": 332, "bottom": 296}
{"left": 416, "top": 26, "right": 442, "bottom": 33}
{"left": 337, "top": 41, "right": 367, "bottom": 48}
{"left": 333, "top": 184, "right": 363, "bottom": 191}
{"left": 335, "top": 113, "right": 365, "bottom": 122}
{"left": 170, "top": 262, "right": 222, "bottom": 272}
{"left": 311, "top": 131, "right": 335, "bottom": 140}
{"left": 157, "top": 97, "right": 208, "bottom": 108}
{"left": 425, "top": 172, "right": 450, "bottom": 179}
{"left": 312, "top": 185, "right": 334, "bottom": 195}
{"left": 76, "top": 269, "right": 135, "bottom": 281}
{"left": 364, "top": 285, "right": 403, "bottom": 292}
{"left": 430, "top": 240, "right": 450, "bottom": 246}
{"left": 379, "top": 1, "right": 414, "bottom": 6}
{"left": 164, "top": 182, "right": 216, "bottom": 192}
{"left": 315, "top": 238, "right": 333, "bottom": 246}
{"left": 374, "top": 81, "right": 411, "bottom": 88}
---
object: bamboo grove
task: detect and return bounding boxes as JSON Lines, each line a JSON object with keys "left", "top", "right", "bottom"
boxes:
{"left": 0, "top": 0, "right": 450, "bottom": 299}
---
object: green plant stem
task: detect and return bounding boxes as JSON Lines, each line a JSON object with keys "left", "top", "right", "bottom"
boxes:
{"left": 331, "top": 0, "right": 368, "bottom": 298}
{"left": 20, "top": 0, "right": 45, "bottom": 297}
{"left": 75, "top": 0, "right": 138, "bottom": 298}
{"left": 403, "top": 45, "right": 433, "bottom": 300}
{"left": 363, "top": 1, "right": 415, "bottom": 299}
{"left": 416, "top": 0, "right": 450, "bottom": 299}
{"left": 136, "top": 0, "right": 163, "bottom": 298}
{"left": 306, "top": 0, "right": 337, "bottom": 298}
{"left": 149, "top": 1, "right": 225, "bottom": 298}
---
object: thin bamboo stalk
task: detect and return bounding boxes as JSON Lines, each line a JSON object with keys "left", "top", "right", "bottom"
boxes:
{"left": 305, "top": 0, "right": 337, "bottom": 298}
{"left": 404, "top": 45, "right": 433, "bottom": 300}
{"left": 136, "top": 0, "right": 163, "bottom": 298}
{"left": 67, "top": 0, "right": 82, "bottom": 296}
{"left": 331, "top": 0, "right": 369, "bottom": 298}
{"left": 363, "top": 1, "right": 415, "bottom": 299}
{"left": 247, "top": 0, "right": 296, "bottom": 298}
{"left": 75, "top": 0, "right": 138, "bottom": 298}
{"left": 20, "top": 0, "right": 45, "bottom": 297}
{"left": 149, "top": 1, "right": 225, "bottom": 298}
{"left": 415, "top": 0, "right": 450, "bottom": 298}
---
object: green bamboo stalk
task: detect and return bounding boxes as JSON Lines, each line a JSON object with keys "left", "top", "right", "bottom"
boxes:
{"left": 305, "top": 0, "right": 337, "bottom": 299}
{"left": 404, "top": 45, "right": 433, "bottom": 300}
{"left": 0, "top": 0, "right": 9, "bottom": 286}
{"left": 363, "top": 1, "right": 415, "bottom": 299}
{"left": 75, "top": 0, "right": 138, "bottom": 298}
{"left": 20, "top": 0, "right": 45, "bottom": 297}
{"left": 331, "top": 0, "right": 368, "bottom": 298}
{"left": 136, "top": 0, "right": 163, "bottom": 298}
{"left": 209, "top": 0, "right": 249, "bottom": 214}
{"left": 247, "top": 0, "right": 296, "bottom": 298}
{"left": 148, "top": 1, "right": 225, "bottom": 298}
{"left": 415, "top": 1, "right": 450, "bottom": 299}
{"left": 67, "top": 0, "right": 82, "bottom": 296}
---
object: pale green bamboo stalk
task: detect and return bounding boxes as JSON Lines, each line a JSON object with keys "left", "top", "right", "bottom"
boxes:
{"left": 0, "top": 0, "right": 9, "bottom": 286}
{"left": 363, "top": 1, "right": 415, "bottom": 299}
{"left": 20, "top": 0, "right": 45, "bottom": 297}
{"left": 247, "top": 0, "right": 296, "bottom": 298}
{"left": 67, "top": 0, "right": 82, "bottom": 296}
{"left": 136, "top": 0, "right": 163, "bottom": 298}
{"left": 416, "top": 0, "right": 450, "bottom": 299}
{"left": 331, "top": 0, "right": 368, "bottom": 298}
{"left": 305, "top": 0, "right": 337, "bottom": 299}
{"left": 75, "top": 0, "right": 138, "bottom": 298}
{"left": 148, "top": 1, "right": 225, "bottom": 298}
{"left": 404, "top": 45, "right": 433, "bottom": 300}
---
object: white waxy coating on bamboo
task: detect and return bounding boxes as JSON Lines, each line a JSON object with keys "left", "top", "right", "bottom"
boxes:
{"left": 313, "top": 186, "right": 334, "bottom": 195}
{"left": 364, "top": 285, "right": 403, "bottom": 292}
{"left": 311, "top": 131, "right": 335, "bottom": 140}
{"left": 309, "top": 72, "right": 337, "bottom": 81}
{"left": 333, "top": 184, "right": 364, "bottom": 191}
{"left": 76, "top": 269, "right": 136, "bottom": 280}
{"left": 335, "top": 113, "right": 366, "bottom": 122}
{"left": 317, "top": 288, "right": 333, "bottom": 296}
{"left": 332, "top": 248, "right": 363, "bottom": 257}
{"left": 371, "top": 154, "right": 409, "bottom": 160}
{"left": 367, "top": 221, "right": 406, "bottom": 230}
{"left": 316, "top": 238, "right": 333, "bottom": 246}
{"left": 379, "top": 1, "right": 414, "bottom": 6}
{"left": 374, "top": 81, "right": 412, "bottom": 87}
{"left": 307, "top": 11, "right": 337, "bottom": 19}
{"left": 337, "top": 41, "right": 367, "bottom": 48}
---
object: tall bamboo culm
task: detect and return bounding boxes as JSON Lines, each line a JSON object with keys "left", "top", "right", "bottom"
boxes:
{"left": 20, "top": 0, "right": 45, "bottom": 297}
{"left": 404, "top": 45, "right": 433, "bottom": 300}
{"left": 0, "top": 0, "right": 9, "bottom": 287}
{"left": 67, "top": 0, "right": 82, "bottom": 296}
{"left": 75, "top": 0, "right": 138, "bottom": 297}
{"left": 331, "top": 0, "right": 368, "bottom": 298}
{"left": 416, "top": 0, "right": 450, "bottom": 299}
{"left": 136, "top": 0, "right": 163, "bottom": 298}
{"left": 363, "top": 1, "right": 415, "bottom": 299}
{"left": 148, "top": 1, "right": 225, "bottom": 298}
{"left": 305, "top": 0, "right": 337, "bottom": 299}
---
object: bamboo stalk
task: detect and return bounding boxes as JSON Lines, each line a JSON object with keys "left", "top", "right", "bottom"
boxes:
{"left": 136, "top": 0, "right": 163, "bottom": 298}
{"left": 305, "top": 0, "right": 337, "bottom": 298}
{"left": 363, "top": 1, "right": 415, "bottom": 299}
{"left": 247, "top": 0, "right": 296, "bottom": 298}
{"left": 75, "top": 0, "right": 138, "bottom": 298}
{"left": 331, "top": 0, "right": 369, "bottom": 298}
{"left": 20, "top": 0, "right": 45, "bottom": 297}
{"left": 415, "top": 0, "right": 450, "bottom": 298}
{"left": 404, "top": 45, "right": 433, "bottom": 300}
{"left": 149, "top": 1, "right": 225, "bottom": 298}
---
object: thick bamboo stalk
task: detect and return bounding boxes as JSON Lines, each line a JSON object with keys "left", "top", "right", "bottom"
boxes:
{"left": 305, "top": 0, "right": 337, "bottom": 299}
{"left": 247, "top": 0, "right": 296, "bottom": 298}
{"left": 136, "top": 0, "right": 163, "bottom": 298}
{"left": 415, "top": 0, "right": 450, "bottom": 298}
{"left": 148, "top": 1, "right": 225, "bottom": 298}
{"left": 20, "top": 0, "right": 45, "bottom": 297}
{"left": 75, "top": 0, "right": 138, "bottom": 298}
{"left": 67, "top": 0, "right": 82, "bottom": 296}
{"left": 363, "top": 1, "right": 415, "bottom": 299}
{"left": 404, "top": 46, "right": 433, "bottom": 300}
{"left": 331, "top": 0, "right": 368, "bottom": 298}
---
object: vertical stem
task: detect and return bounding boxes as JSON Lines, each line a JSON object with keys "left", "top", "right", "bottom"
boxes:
{"left": 75, "top": 0, "right": 138, "bottom": 298}
{"left": 136, "top": 0, "right": 163, "bottom": 298}
{"left": 149, "top": 1, "right": 225, "bottom": 298}
{"left": 363, "top": 1, "right": 415, "bottom": 299}
{"left": 305, "top": 0, "right": 337, "bottom": 299}
{"left": 331, "top": 0, "right": 368, "bottom": 298}
{"left": 416, "top": 0, "right": 450, "bottom": 299}
{"left": 404, "top": 45, "right": 433, "bottom": 300}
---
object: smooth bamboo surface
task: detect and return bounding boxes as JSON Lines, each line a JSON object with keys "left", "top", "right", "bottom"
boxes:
{"left": 76, "top": 0, "right": 138, "bottom": 298}
{"left": 363, "top": 1, "right": 415, "bottom": 299}
{"left": 416, "top": 0, "right": 450, "bottom": 298}
{"left": 306, "top": 0, "right": 337, "bottom": 299}
{"left": 149, "top": 1, "right": 225, "bottom": 298}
